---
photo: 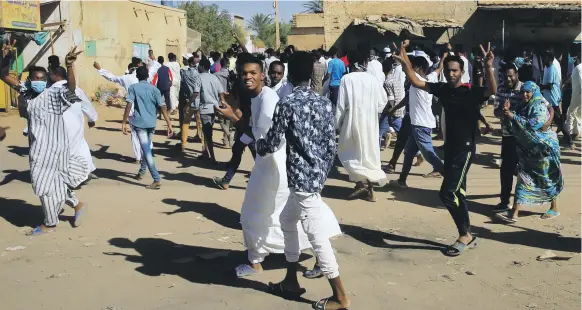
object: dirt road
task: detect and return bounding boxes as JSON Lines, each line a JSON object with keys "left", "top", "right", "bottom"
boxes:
{"left": 0, "top": 105, "right": 579, "bottom": 310}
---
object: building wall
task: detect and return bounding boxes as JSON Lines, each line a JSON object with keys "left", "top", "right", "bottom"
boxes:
{"left": 289, "top": 13, "right": 325, "bottom": 51}
{"left": 288, "top": 33, "right": 325, "bottom": 51}
{"left": 293, "top": 13, "right": 324, "bottom": 28}
{"left": 21, "top": 0, "right": 186, "bottom": 96}
{"left": 322, "top": 0, "right": 477, "bottom": 49}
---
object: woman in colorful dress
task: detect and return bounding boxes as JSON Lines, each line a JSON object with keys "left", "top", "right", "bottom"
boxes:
{"left": 497, "top": 81, "right": 564, "bottom": 223}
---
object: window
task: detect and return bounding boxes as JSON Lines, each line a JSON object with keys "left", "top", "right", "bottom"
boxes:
{"left": 132, "top": 43, "right": 150, "bottom": 62}
{"left": 85, "top": 41, "right": 97, "bottom": 57}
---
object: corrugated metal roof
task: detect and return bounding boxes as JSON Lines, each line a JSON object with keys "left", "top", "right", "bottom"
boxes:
{"left": 353, "top": 15, "right": 463, "bottom": 38}
{"left": 478, "top": 0, "right": 581, "bottom": 10}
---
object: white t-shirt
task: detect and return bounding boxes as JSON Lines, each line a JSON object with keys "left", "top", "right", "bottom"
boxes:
{"left": 460, "top": 55, "right": 470, "bottom": 84}
{"left": 409, "top": 72, "right": 437, "bottom": 128}
{"left": 250, "top": 86, "right": 280, "bottom": 139}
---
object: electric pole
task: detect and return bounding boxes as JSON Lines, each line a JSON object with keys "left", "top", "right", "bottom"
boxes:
{"left": 274, "top": 0, "right": 280, "bottom": 50}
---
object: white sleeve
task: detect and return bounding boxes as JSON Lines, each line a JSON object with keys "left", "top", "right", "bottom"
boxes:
{"left": 75, "top": 88, "right": 98, "bottom": 122}
{"left": 335, "top": 78, "right": 348, "bottom": 130}
{"left": 97, "top": 68, "right": 123, "bottom": 85}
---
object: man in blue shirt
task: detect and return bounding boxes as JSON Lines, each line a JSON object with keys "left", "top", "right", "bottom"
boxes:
{"left": 541, "top": 49, "right": 563, "bottom": 133}
{"left": 122, "top": 66, "right": 173, "bottom": 190}
{"left": 324, "top": 47, "right": 346, "bottom": 107}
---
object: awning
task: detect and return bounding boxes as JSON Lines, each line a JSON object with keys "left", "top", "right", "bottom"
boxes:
{"left": 352, "top": 15, "right": 463, "bottom": 38}
{"left": 478, "top": 0, "right": 581, "bottom": 11}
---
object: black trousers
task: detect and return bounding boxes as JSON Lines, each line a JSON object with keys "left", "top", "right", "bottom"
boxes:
{"left": 439, "top": 149, "right": 475, "bottom": 236}
{"left": 389, "top": 114, "right": 412, "bottom": 167}
{"left": 500, "top": 136, "right": 518, "bottom": 206}
{"left": 553, "top": 105, "right": 564, "bottom": 135}
{"left": 160, "top": 89, "right": 171, "bottom": 110}
{"left": 224, "top": 129, "right": 256, "bottom": 184}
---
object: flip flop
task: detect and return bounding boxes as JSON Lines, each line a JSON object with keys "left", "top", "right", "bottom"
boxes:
{"left": 213, "top": 177, "right": 228, "bottom": 190}
{"left": 496, "top": 211, "right": 517, "bottom": 223}
{"left": 27, "top": 226, "right": 55, "bottom": 236}
{"left": 443, "top": 236, "right": 478, "bottom": 257}
{"left": 423, "top": 171, "right": 442, "bottom": 178}
{"left": 268, "top": 282, "right": 306, "bottom": 301}
{"left": 347, "top": 187, "right": 367, "bottom": 200}
{"left": 235, "top": 264, "right": 261, "bottom": 278}
{"left": 541, "top": 209, "right": 560, "bottom": 220}
{"left": 312, "top": 297, "right": 349, "bottom": 310}
{"left": 303, "top": 265, "right": 323, "bottom": 279}
{"left": 146, "top": 182, "right": 161, "bottom": 190}
{"left": 73, "top": 203, "right": 88, "bottom": 228}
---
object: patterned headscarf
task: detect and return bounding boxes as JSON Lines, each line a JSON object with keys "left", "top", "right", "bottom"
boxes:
{"left": 521, "top": 81, "right": 544, "bottom": 104}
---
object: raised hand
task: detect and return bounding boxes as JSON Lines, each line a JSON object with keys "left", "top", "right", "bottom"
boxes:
{"left": 93, "top": 61, "right": 101, "bottom": 70}
{"left": 65, "top": 46, "right": 83, "bottom": 66}
{"left": 480, "top": 42, "right": 494, "bottom": 69}
{"left": 503, "top": 98, "right": 511, "bottom": 111}
{"left": 2, "top": 39, "right": 16, "bottom": 58}
{"left": 391, "top": 40, "right": 410, "bottom": 64}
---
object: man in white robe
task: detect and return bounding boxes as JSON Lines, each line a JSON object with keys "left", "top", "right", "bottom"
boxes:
{"left": 166, "top": 53, "right": 182, "bottom": 113}
{"left": 336, "top": 51, "right": 388, "bottom": 202}
{"left": 235, "top": 59, "right": 341, "bottom": 278}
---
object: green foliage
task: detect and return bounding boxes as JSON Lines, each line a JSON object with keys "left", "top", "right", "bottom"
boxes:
{"left": 249, "top": 13, "right": 292, "bottom": 49}
{"left": 302, "top": 0, "right": 323, "bottom": 13}
{"left": 180, "top": 1, "right": 236, "bottom": 52}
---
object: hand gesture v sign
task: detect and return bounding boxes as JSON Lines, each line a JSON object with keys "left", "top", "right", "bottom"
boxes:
{"left": 480, "top": 42, "right": 494, "bottom": 69}
{"left": 65, "top": 46, "right": 83, "bottom": 67}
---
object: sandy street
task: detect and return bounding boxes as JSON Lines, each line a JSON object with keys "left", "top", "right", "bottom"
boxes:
{"left": 0, "top": 104, "right": 579, "bottom": 310}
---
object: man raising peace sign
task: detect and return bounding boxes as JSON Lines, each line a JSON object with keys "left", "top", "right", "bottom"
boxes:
{"left": 393, "top": 41, "right": 497, "bottom": 257}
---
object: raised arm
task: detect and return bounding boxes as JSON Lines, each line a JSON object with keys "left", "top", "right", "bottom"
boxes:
{"left": 0, "top": 40, "right": 21, "bottom": 89}
{"left": 481, "top": 42, "right": 497, "bottom": 97}
{"left": 94, "top": 61, "right": 124, "bottom": 85}
{"left": 392, "top": 41, "right": 431, "bottom": 92}
{"left": 65, "top": 46, "right": 83, "bottom": 92}
{"left": 230, "top": 29, "right": 248, "bottom": 53}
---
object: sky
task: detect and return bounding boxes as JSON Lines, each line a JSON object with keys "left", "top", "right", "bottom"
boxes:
{"left": 198, "top": 0, "right": 310, "bottom": 23}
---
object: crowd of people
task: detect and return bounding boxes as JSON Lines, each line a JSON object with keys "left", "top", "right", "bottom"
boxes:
{"left": 0, "top": 29, "right": 579, "bottom": 309}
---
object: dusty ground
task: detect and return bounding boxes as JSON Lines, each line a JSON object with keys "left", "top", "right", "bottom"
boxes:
{"left": 0, "top": 104, "right": 580, "bottom": 310}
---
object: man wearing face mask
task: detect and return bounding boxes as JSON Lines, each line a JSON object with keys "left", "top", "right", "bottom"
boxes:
{"left": 1, "top": 45, "right": 90, "bottom": 236}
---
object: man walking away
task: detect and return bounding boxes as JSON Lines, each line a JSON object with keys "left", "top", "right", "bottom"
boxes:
{"left": 564, "top": 51, "right": 582, "bottom": 150}
{"left": 178, "top": 56, "right": 201, "bottom": 152}
{"left": 541, "top": 49, "right": 563, "bottom": 134}
{"left": 122, "top": 66, "right": 173, "bottom": 189}
{"left": 215, "top": 57, "right": 234, "bottom": 147}
{"left": 152, "top": 56, "right": 173, "bottom": 111}
{"left": 311, "top": 50, "right": 326, "bottom": 95}
{"left": 195, "top": 58, "right": 227, "bottom": 163}
{"left": 324, "top": 47, "right": 346, "bottom": 108}
{"left": 167, "top": 53, "right": 181, "bottom": 114}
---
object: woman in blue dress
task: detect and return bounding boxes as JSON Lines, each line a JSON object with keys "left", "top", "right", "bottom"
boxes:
{"left": 496, "top": 81, "right": 564, "bottom": 223}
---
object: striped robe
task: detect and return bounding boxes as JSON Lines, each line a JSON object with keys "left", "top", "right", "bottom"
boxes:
{"left": 27, "top": 84, "right": 89, "bottom": 196}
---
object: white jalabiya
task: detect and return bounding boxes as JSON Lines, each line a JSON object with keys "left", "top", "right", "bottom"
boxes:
{"left": 167, "top": 61, "right": 182, "bottom": 111}
{"left": 61, "top": 84, "right": 98, "bottom": 173}
{"left": 367, "top": 59, "right": 385, "bottom": 86}
{"left": 336, "top": 72, "right": 388, "bottom": 184}
{"left": 240, "top": 86, "right": 341, "bottom": 264}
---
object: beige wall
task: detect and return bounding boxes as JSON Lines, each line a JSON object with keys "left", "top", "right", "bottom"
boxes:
{"left": 288, "top": 33, "right": 325, "bottom": 51}
{"left": 293, "top": 13, "right": 324, "bottom": 28}
{"left": 21, "top": 0, "right": 186, "bottom": 96}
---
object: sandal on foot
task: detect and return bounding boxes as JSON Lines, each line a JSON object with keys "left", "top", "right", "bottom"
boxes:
{"left": 382, "top": 164, "right": 396, "bottom": 173}
{"left": 213, "top": 177, "right": 229, "bottom": 190}
{"left": 443, "top": 237, "right": 478, "bottom": 257}
{"left": 268, "top": 282, "right": 306, "bottom": 300}
{"left": 347, "top": 187, "right": 367, "bottom": 200}
{"left": 313, "top": 297, "right": 349, "bottom": 310}
{"left": 73, "top": 203, "right": 88, "bottom": 228}
{"left": 541, "top": 209, "right": 560, "bottom": 220}
{"left": 496, "top": 211, "right": 517, "bottom": 223}
{"left": 492, "top": 203, "right": 511, "bottom": 213}
{"left": 135, "top": 172, "right": 145, "bottom": 181}
{"left": 27, "top": 226, "right": 55, "bottom": 236}
{"left": 423, "top": 171, "right": 442, "bottom": 178}
{"left": 303, "top": 265, "right": 323, "bottom": 279}
{"left": 146, "top": 182, "right": 162, "bottom": 190}
{"left": 235, "top": 264, "right": 261, "bottom": 278}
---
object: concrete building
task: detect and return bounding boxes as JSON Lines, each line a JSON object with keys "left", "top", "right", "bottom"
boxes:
{"left": 288, "top": 13, "right": 325, "bottom": 51}
{"left": 21, "top": 0, "right": 187, "bottom": 96}
{"left": 318, "top": 0, "right": 581, "bottom": 54}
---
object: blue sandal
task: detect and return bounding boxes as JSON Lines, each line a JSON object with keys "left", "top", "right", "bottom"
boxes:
{"left": 541, "top": 209, "right": 560, "bottom": 220}
{"left": 73, "top": 203, "right": 88, "bottom": 228}
{"left": 27, "top": 226, "right": 55, "bottom": 236}
{"left": 443, "top": 236, "right": 478, "bottom": 257}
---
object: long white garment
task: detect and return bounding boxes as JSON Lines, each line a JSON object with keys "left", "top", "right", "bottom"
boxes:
{"left": 566, "top": 63, "right": 582, "bottom": 135}
{"left": 367, "top": 59, "right": 385, "bottom": 86}
{"left": 148, "top": 60, "right": 161, "bottom": 82}
{"left": 336, "top": 72, "right": 388, "bottom": 184}
{"left": 240, "top": 87, "right": 311, "bottom": 259}
{"left": 62, "top": 85, "right": 98, "bottom": 173}
{"left": 167, "top": 61, "right": 182, "bottom": 111}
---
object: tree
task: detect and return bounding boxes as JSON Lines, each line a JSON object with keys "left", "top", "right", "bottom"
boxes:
{"left": 248, "top": 13, "right": 274, "bottom": 44}
{"left": 303, "top": 0, "right": 323, "bottom": 13}
{"left": 180, "top": 2, "right": 235, "bottom": 52}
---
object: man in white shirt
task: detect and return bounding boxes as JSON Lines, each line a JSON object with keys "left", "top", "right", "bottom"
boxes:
{"left": 390, "top": 55, "right": 444, "bottom": 188}
{"left": 367, "top": 48, "right": 385, "bottom": 86}
{"left": 564, "top": 53, "right": 581, "bottom": 149}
